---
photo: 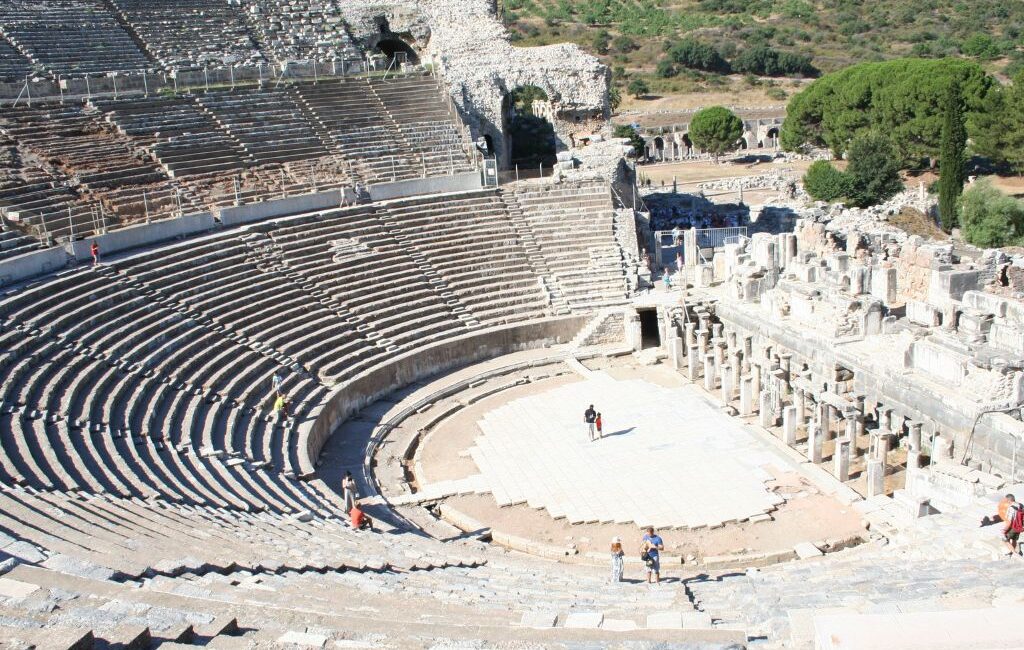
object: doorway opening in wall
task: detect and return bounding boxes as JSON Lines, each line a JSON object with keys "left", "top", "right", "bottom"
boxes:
{"left": 375, "top": 37, "right": 419, "bottom": 65}
{"left": 638, "top": 308, "right": 661, "bottom": 349}
{"left": 504, "top": 85, "right": 557, "bottom": 170}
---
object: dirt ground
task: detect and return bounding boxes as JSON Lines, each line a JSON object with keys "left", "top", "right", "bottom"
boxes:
{"left": 617, "top": 82, "right": 811, "bottom": 115}
{"left": 417, "top": 359, "right": 866, "bottom": 562}
{"left": 637, "top": 158, "right": 814, "bottom": 186}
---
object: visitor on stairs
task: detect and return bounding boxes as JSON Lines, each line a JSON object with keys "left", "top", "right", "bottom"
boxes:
{"left": 272, "top": 369, "right": 285, "bottom": 394}
{"left": 274, "top": 393, "right": 290, "bottom": 425}
{"left": 350, "top": 501, "right": 373, "bottom": 531}
{"left": 1002, "top": 494, "right": 1023, "bottom": 556}
{"left": 90, "top": 241, "right": 100, "bottom": 267}
{"left": 663, "top": 268, "right": 672, "bottom": 290}
{"left": 641, "top": 527, "right": 665, "bottom": 583}
{"left": 584, "top": 404, "right": 598, "bottom": 441}
{"left": 610, "top": 537, "right": 624, "bottom": 583}
{"left": 342, "top": 471, "right": 358, "bottom": 511}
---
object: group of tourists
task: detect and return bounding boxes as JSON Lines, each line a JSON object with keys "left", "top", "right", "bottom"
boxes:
{"left": 610, "top": 527, "right": 666, "bottom": 584}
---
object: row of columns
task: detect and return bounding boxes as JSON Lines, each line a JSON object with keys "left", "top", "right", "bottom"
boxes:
{"left": 667, "top": 315, "right": 939, "bottom": 498}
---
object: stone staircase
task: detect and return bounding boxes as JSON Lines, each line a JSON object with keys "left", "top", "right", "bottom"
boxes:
{"left": 501, "top": 189, "right": 570, "bottom": 315}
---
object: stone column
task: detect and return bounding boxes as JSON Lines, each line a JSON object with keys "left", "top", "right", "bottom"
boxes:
{"left": 817, "top": 401, "right": 831, "bottom": 440}
{"left": 907, "top": 421, "right": 923, "bottom": 471}
{"left": 835, "top": 438, "right": 851, "bottom": 481}
{"left": 726, "top": 329, "right": 738, "bottom": 352}
{"left": 730, "top": 359, "right": 742, "bottom": 396}
{"left": 712, "top": 323, "right": 723, "bottom": 340}
{"left": 794, "top": 389, "right": 806, "bottom": 426}
{"left": 670, "top": 337, "right": 685, "bottom": 371}
{"left": 742, "top": 336, "right": 753, "bottom": 372}
{"left": 807, "top": 422, "right": 823, "bottom": 463}
{"left": 866, "top": 459, "right": 885, "bottom": 497}
{"left": 703, "top": 354, "right": 717, "bottom": 391}
{"left": 750, "top": 363, "right": 761, "bottom": 398}
{"left": 759, "top": 390, "right": 775, "bottom": 428}
{"left": 779, "top": 353, "right": 792, "bottom": 392}
{"left": 739, "top": 376, "right": 754, "bottom": 416}
{"left": 697, "top": 330, "right": 709, "bottom": 356}
{"left": 932, "top": 433, "right": 953, "bottom": 464}
{"left": 685, "top": 322, "right": 697, "bottom": 348}
{"left": 845, "top": 416, "right": 859, "bottom": 463}
{"left": 687, "top": 345, "right": 700, "bottom": 381}
{"left": 713, "top": 340, "right": 726, "bottom": 370}
{"left": 878, "top": 407, "right": 892, "bottom": 434}
{"left": 720, "top": 363, "right": 733, "bottom": 402}
{"left": 782, "top": 405, "right": 798, "bottom": 445}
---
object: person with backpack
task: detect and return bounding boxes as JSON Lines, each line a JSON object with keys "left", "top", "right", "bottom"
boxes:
{"left": 1003, "top": 494, "right": 1024, "bottom": 556}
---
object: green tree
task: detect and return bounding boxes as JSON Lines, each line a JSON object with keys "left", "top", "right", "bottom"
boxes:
{"left": 609, "top": 84, "right": 622, "bottom": 112}
{"left": 802, "top": 160, "right": 852, "bottom": 201}
{"left": 959, "top": 179, "right": 1024, "bottom": 247}
{"left": 689, "top": 106, "right": 744, "bottom": 161}
{"left": 971, "top": 71, "right": 1024, "bottom": 175}
{"left": 667, "top": 38, "right": 730, "bottom": 74}
{"left": 613, "top": 124, "right": 646, "bottom": 157}
{"left": 627, "top": 78, "right": 650, "bottom": 98}
{"left": 845, "top": 132, "right": 904, "bottom": 207}
{"left": 937, "top": 81, "right": 967, "bottom": 231}
{"left": 781, "top": 58, "right": 994, "bottom": 165}
{"left": 592, "top": 29, "right": 611, "bottom": 55}
{"left": 732, "top": 45, "right": 816, "bottom": 77}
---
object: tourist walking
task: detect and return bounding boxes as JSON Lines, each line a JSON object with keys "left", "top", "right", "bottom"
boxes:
{"left": 610, "top": 536, "right": 624, "bottom": 582}
{"left": 584, "top": 404, "right": 598, "bottom": 441}
{"left": 342, "top": 471, "right": 358, "bottom": 511}
{"left": 274, "top": 393, "right": 289, "bottom": 424}
{"left": 1003, "top": 494, "right": 1023, "bottom": 556}
{"left": 595, "top": 412, "right": 603, "bottom": 439}
{"left": 90, "top": 241, "right": 100, "bottom": 267}
{"left": 272, "top": 369, "right": 285, "bottom": 394}
{"left": 641, "top": 526, "right": 665, "bottom": 583}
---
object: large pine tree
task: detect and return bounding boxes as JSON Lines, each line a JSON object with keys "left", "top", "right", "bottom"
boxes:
{"left": 938, "top": 80, "right": 967, "bottom": 231}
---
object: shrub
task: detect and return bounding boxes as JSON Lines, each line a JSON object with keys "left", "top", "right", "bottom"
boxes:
{"left": 802, "top": 161, "right": 852, "bottom": 202}
{"left": 959, "top": 180, "right": 1024, "bottom": 248}
{"left": 656, "top": 59, "right": 678, "bottom": 78}
{"left": 732, "top": 45, "right": 817, "bottom": 77}
{"left": 627, "top": 78, "right": 650, "bottom": 98}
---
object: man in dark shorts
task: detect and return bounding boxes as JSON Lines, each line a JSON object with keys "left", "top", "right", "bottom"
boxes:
{"left": 584, "top": 404, "right": 597, "bottom": 441}
{"left": 641, "top": 526, "right": 665, "bottom": 583}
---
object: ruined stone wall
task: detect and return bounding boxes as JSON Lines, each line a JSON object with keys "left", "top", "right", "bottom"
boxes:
{"left": 338, "top": 0, "right": 609, "bottom": 169}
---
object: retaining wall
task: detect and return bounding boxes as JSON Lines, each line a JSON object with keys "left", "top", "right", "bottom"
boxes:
{"left": 297, "top": 315, "right": 587, "bottom": 478}
{"left": 0, "top": 247, "right": 69, "bottom": 288}
{"left": 367, "top": 172, "right": 481, "bottom": 202}
{"left": 65, "top": 212, "right": 216, "bottom": 261}
{"left": 218, "top": 190, "right": 342, "bottom": 227}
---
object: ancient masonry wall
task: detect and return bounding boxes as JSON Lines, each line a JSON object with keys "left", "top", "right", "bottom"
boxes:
{"left": 339, "top": 0, "right": 609, "bottom": 169}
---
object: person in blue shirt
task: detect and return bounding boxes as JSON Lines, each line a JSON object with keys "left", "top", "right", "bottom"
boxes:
{"left": 641, "top": 526, "right": 665, "bottom": 584}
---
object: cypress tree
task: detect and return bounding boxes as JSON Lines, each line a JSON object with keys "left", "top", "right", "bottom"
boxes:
{"left": 938, "top": 80, "right": 967, "bottom": 231}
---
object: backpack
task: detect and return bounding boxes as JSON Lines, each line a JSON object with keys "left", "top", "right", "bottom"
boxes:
{"left": 1012, "top": 504, "right": 1024, "bottom": 533}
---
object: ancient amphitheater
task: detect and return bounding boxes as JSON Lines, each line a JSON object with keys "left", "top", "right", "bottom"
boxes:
{"left": 0, "top": 2, "right": 1022, "bottom": 649}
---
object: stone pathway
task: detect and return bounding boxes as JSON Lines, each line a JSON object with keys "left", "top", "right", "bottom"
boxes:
{"left": 467, "top": 372, "right": 787, "bottom": 528}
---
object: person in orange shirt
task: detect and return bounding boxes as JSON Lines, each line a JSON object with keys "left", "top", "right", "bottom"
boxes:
{"left": 999, "top": 494, "right": 1014, "bottom": 523}
{"left": 350, "top": 501, "right": 373, "bottom": 531}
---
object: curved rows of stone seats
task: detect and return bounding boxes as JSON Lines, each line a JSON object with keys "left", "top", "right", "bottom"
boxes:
{"left": 368, "top": 76, "right": 476, "bottom": 176}
{"left": 0, "top": 223, "right": 41, "bottom": 260}
{"left": 0, "top": 486, "right": 483, "bottom": 582}
{"left": 196, "top": 87, "right": 331, "bottom": 166}
{"left": 291, "top": 77, "right": 474, "bottom": 185}
{"left": 96, "top": 96, "right": 249, "bottom": 178}
{"left": 0, "top": 33, "right": 32, "bottom": 81}
{"left": 242, "top": 0, "right": 361, "bottom": 65}
{"left": 0, "top": 161, "right": 107, "bottom": 241}
{"left": 108, "top": 0, "right": 265, "bottom": 71}
{"left": 380, "top": 189, "right": 551, "bottom": 327}
{"left": 0, "top": 0, "right": 152, "bottom": 77}
{"left": 0, "top": 185, "right": 623, "bottom": 530}
{"left": 502, "top": 181, "right": 629, "bottom": 311}
{"left": 0, "top": 103, "right": 174, "bottom": 224}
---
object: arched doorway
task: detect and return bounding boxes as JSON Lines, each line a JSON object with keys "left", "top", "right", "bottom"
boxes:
{"left": 505, "top": 85, "right": 557, "bottom": 169}
{"left": 654, "top": 136, "right": 665, "bottom": 161}
{"left": 682, "top": 133, "right": 693, "bottom": 157}
{"left": 766, "top": 127, "right": 780, "bottom": 148}
{"left": 375, "top": 37, "right": 419, "bottom": 65}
